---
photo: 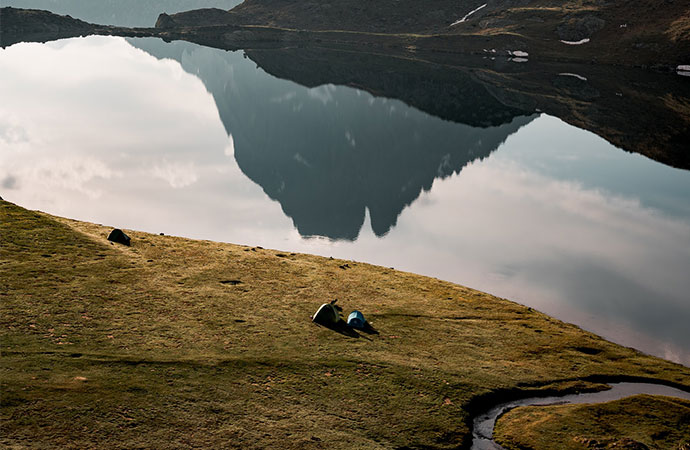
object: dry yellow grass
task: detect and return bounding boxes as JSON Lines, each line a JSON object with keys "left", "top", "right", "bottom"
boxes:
{"left": 2, "top": 199, "right": 689, "bottom": 449}
{"left": 495, "top": 394, "right": 690, "bottom": 449}
{"left": 668, "top": 11, "right": 690, "bottom": 42}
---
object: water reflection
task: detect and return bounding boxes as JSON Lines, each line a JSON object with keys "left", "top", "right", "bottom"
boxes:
{"left": 129, "top": 38, "right": 536, "bottom": 239}
{"left": 1, "top": 36, "right": 689, "bottom": 365}
{"left": 0, "top": 37, "right": 228, "bottom": 215}
{"left": 415, "top": 123, "right": 690, "bottom": 364}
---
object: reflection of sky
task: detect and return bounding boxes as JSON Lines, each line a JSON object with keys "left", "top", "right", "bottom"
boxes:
{"left": 506, "top": 122, "right": 690, "bottom": 221}
{"left": 388, "top": 122, "right": 690, "bottom": 364}
{"left": 1, "top": 36, "right": 690, "bottom": 365}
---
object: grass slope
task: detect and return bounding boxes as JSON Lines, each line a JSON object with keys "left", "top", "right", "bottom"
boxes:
{"left": 1, "top": 199, "right": 689, "bottom": 449}
{"left": 494, "top": 394, "right": 690, "bottom": 449}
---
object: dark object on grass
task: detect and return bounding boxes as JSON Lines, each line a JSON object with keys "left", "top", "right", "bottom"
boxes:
{"left": 312, "top": 302, "right": 360, "bottom": 338}
{"left": 107, "top": 229, "right": 131, "bottom": 246}
{"left": 347, "top": 310, "right": 366, "bottom": 329}
{"left": 312, "top": 302, "right": 340, "bottom": 326}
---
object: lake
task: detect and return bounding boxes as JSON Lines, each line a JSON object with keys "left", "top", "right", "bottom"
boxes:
{"left": 1, "top": 2, "right": 689, "bottom": 366}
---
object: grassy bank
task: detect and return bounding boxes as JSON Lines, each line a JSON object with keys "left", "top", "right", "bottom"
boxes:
{"left": 1, "top": 199, "right": 689, "bottom": 449}
{"left": 494, "top": 394, "right": 690, "bottom": 449}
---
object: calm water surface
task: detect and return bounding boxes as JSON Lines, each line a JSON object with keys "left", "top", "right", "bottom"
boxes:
{"left": 1, "top": 35, "right": 689, "bottom": 365}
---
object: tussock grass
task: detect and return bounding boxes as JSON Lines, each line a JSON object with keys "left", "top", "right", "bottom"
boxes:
{"left": 2, "top": 200, "right": 689, "bottom": 448}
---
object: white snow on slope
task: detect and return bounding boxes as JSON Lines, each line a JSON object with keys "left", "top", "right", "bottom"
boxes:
{"left": 560, "top": 38, "right": 590, "bottom": 45}
{"left": 450, "top": 3, "right": 487, "bottom": 26}
{"left": 559, "top": 72, "right": 588, "bottom": 81}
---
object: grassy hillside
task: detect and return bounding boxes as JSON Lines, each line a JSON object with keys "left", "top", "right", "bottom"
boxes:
{"left": 2, "top": 199, "right": 689, "bottom": 448}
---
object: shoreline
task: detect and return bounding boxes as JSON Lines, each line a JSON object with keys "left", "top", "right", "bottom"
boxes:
{"left": 2, "top": 6, "right": 688, "bottom": 71}
{"left": 6, "top": 190, "right": 689, "bottom": 367}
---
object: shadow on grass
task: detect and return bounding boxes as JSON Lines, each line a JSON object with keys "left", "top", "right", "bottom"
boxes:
{"left": 313, "top": 320, "right": 379, "bottom": 339}
{"left": 360, "top": 322, "right": 379, "bottom": 335}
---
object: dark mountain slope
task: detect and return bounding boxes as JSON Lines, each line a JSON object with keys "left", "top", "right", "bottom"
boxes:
{"left": 161, "top": 0, "right": 690, "bottom": 67}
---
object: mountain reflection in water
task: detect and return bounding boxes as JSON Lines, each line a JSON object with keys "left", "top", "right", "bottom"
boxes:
{"left": 132, "top": 40, "right": 535, "bottom": 239}
{"left": 1, "top": 36, "right": 689, "bottom": 366}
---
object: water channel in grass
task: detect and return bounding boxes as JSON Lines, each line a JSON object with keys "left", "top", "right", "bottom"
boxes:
{"left": 471, "top": 382, "right": 690, "bottom": 450}
{"left": 1, "top": 2, "right": 689, "bottom": 366}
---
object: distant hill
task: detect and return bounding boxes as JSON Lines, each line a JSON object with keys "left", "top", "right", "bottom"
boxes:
{"left": 2, "top": 1, "right": 689, "bottom": 67}
{"left": 161, "top": 0, "right": 690, "bottom": 67}
{"left": 0, "top": 0, "right": 241, "bottom": 27}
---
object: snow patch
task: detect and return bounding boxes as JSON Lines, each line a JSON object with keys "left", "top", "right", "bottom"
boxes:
{"left": 677, "top": 65, "right": 690, "bottom": 72}
{"left": 508, "top": 50, "right": 529, "bottom": 57}
{"left": 450, "top": 3, "right": 487, "bottom": 26}
{"left": 560, "top": 38, "right": 590, "bottom": 45}
{"left": 558, "top": 72, "right": 588, "bottom": 81}
{"left": 510, "top": 57, "right": 528, "bottom": 63}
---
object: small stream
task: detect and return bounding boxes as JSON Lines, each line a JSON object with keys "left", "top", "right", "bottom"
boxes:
{"left": 471, "top": 382, "right": 690, "bottom": 450}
